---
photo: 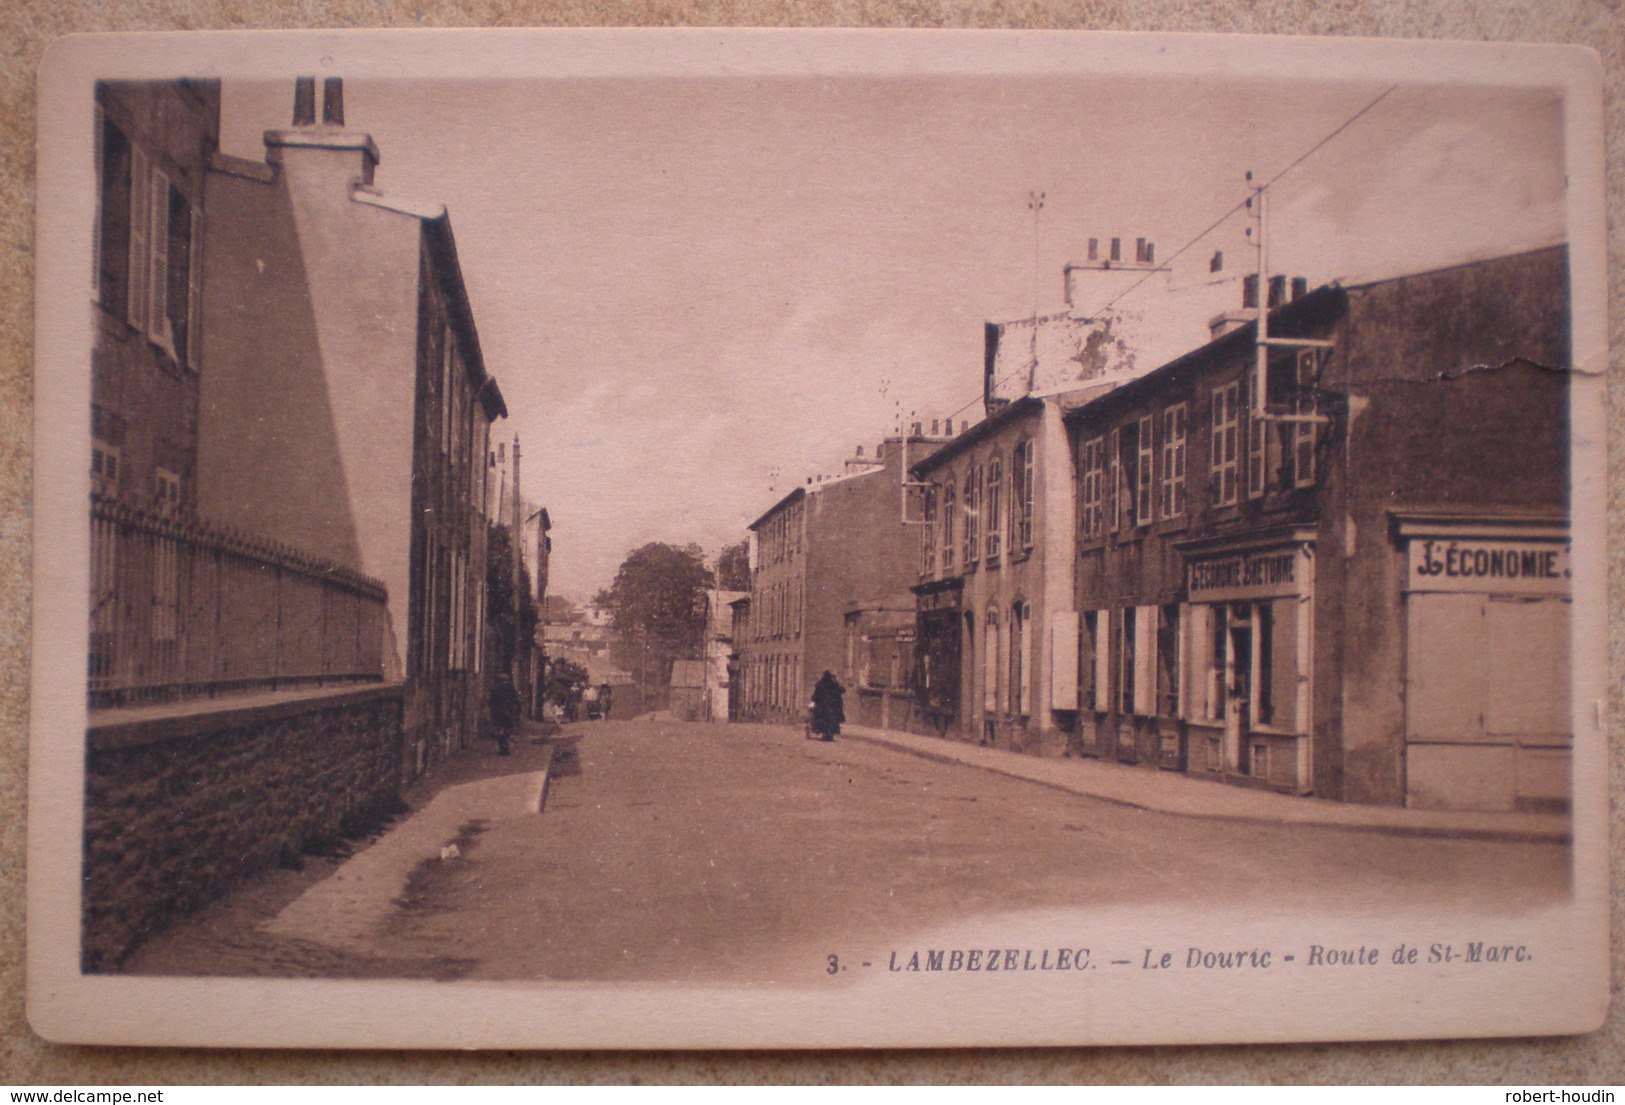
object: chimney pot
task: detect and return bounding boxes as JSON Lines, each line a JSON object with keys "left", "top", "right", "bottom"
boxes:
{"left": 293, "top": 77, "right": 317, "bottom": 126}
{"left": 931, "top": 419, "right": 940, "bottom": 435}
{"left": 322, "top": 77, "right": 345, "bottom": 126}
{"left": 1242, "top": 274, "right": 1260, "bottom": 310}
{"left": 1110, "top": 237, "right": 1122, "bottom": 262}
{"left": 1268, "top": 274, "right": 1287, "bottom": 308}
{"left": 1291, "top": 276, "right": 1309, "bottom": 300}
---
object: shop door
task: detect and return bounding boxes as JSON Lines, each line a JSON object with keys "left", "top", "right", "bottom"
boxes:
{"left": 1224, "top": 606, "right": 1252, "bottom": 774}
{"left": 1405, "top": 594, "right": 1571, "bottom": 810}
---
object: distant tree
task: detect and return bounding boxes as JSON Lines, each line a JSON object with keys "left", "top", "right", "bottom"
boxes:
{"left": 715, "top": 540, "right": 751, "bottom": 592}
{"left": 601, "top": 542, "right": 714, "bottom": 697}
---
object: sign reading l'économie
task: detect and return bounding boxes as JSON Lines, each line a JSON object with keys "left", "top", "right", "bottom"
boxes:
{"left": 1406, "top": 537, "right": 1570, "bottom": 594}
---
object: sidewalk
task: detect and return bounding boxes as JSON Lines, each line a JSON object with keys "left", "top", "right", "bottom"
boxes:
{"left": 840, "top": 724, "right": 1570, "bottom": 844}
{"left": 264, "top": 723, "right": 556, "bottom": 955}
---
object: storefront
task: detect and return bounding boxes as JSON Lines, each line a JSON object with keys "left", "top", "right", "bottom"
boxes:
{"left": 1177, "top": 529, "right": 1316, "bottom": 794}
{"left": 911, "top": 578, "right": 963, "bottom": 735}
{"left": 1393, "top": 515, "right": 1570, "bottom": 812}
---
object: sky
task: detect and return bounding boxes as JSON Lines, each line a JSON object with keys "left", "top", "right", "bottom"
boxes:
{"left": 219, "top": 72, "right": 1565, "bottom": 601}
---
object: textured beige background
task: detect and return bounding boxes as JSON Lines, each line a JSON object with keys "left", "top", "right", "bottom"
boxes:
{"left": 3, "top": 1, "right": 1620, "bottom": 1085}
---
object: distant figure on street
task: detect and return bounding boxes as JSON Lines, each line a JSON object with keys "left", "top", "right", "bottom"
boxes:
{"left": 599, "top": 682, "right": 614, "bottom": 720}
{"left": 489, "top": 674, "right": 520, "bottom": 756}
{"left": 583, "top": 683, "right": 601, "bottom": 720}
{"left": 810, "top": 670, "right": 845, "bottom": 742}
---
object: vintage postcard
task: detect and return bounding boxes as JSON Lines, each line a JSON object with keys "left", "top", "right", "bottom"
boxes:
{"left": 27, "top": 29, "right": 1609, "bottom": 1049}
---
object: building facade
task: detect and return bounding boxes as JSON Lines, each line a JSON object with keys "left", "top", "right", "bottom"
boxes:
{"left": 197, "top": 78, "right": 508, "bottom": 779}
{"left": 1061, "top": 246, "right": 1570, "bottom": 811}
{"left": 910, "top": 391, "right": 1088, "bottom": 753}
{"left": 738, "top": 432, "right": 950, "bottom": 724}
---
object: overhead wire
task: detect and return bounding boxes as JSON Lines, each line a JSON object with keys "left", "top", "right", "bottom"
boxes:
{"left": 925, "top": 83, "right": 1401, "bottom": 433}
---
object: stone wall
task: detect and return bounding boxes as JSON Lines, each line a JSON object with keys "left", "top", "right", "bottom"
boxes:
{"left": 82, "top": 684, "right": 404, "bottom": 971}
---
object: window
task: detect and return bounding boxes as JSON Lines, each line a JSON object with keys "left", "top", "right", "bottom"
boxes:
{"left": 1011, "top": 439, "right": 1035, "bottom": 551}
{"left": 1080, "top": 436, "right": 1105, "bottom": 539}
{"left": 920, "top": 483, "right": 937, "bottom": 578}
{"left": 964, "top": 465, "right": 981, "bottom": 566}
{"left": 1134, "top": 415, "right": 1154, "bottom": 525}
{"left": 940, "top": 479, "right": 957, "bottom": 574}
{"left": 984, "top": 454, "right": 1003, "bottom": 562}
{"left": 1247, "top": 388, "right": 1268, "bottom": 500}
{"left": 1211, "top": 381, "right": 1241, "bottom": 506}
{"left": 1009, "top": 602, "right": 1031, "bottom": 715}
{"left": 1106, "top": 427, "right": 1121, "bottom": 533}
{"left": 91, "top": 441, "right": 120, "bottom": 499}
{"left": 1290, "top": 349, "right": 1320, "bottom": 488}
{"left": 153, "top": 467, "right": 180, "bottom": 517}
{"left": 1160, "top": 404, "right": 1187, "bottom": 519}
{"left": 112, "top": 136, "right": 200, "bottom": 367}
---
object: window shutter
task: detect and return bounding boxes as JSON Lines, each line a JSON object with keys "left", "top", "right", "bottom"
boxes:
{"left": 1092, "top": 609, "right": 1111, "bottom": 713}
{"left": 186, "top": 206, "right": 203, "bottom": 371}
{"left": 148, "top": 169, "right": 172, "bottom": 350}
{"left": 1049, "top": 609, "right": 1079, "bottom": 711}
{"left": 127, "top": 147, "right": 149, "bottom": 330}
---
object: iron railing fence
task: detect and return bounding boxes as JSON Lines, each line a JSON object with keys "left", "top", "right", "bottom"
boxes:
{"left": 89, "top": 495, "right": 388, "bottom": 709}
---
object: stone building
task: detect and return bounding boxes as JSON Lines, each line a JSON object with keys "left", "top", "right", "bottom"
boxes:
{"left": 197, "top": 77, "right": 508, "bottom": 780}
{"left": 1060, "top": 246, "right": 1570, "bottom": 811}
{"left": 737, "top": 430, "right": 952, "bottom": 725}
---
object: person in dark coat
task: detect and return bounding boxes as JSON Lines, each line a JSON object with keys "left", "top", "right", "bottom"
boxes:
{"left": 599, "top": 682, "right": 614, "bottom": 720}
{"left": 810, "top": 670, "right": 845, "bottom": 741}
{"left": 489, "top": 674, "right": 520, "bottom": 756}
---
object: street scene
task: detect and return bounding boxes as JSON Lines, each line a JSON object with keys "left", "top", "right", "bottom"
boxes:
{"left": 121, "top": 715, "right": 1570, "bottom": 983}
{"left": 78, "top": 59, "right": 1582, "bottom": 987}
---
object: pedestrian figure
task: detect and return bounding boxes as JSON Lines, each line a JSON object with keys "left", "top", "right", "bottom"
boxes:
{"left": 599, "top": 682, "right": 613, "bottom": 720}
{"left": 489, "top": 674, "right": 520, "bottom": 756}
{"left": 810, "top": 670, "right": 845, "bottom": 741}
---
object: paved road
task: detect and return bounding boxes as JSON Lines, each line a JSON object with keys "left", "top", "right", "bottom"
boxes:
{"left": 126, "top": 715, "right": 1570, "bottom": 983}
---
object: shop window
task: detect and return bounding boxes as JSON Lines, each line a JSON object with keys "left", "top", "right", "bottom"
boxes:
{"left": 1210, "top": 381, "right": 1240, "bottom": 507}
{"left": 1158, "top": 603, "right": 1181, "bottom": 717}
{"left": 985, "top": 454, "right": 1004, "bottom": 563}
{"left": 1160, "top": 404, "right": 1187, "bottom": 520}
{"left": 1080, "top": 436, "right": 1105, "bottom": 539}
{"left": 1118, "top": 609, "right": 1134, "bottom": 715}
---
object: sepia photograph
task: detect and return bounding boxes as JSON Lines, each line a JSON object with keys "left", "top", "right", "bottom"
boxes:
{"left": 27, "top": 29, "right": 1609, "bottom": 1049}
